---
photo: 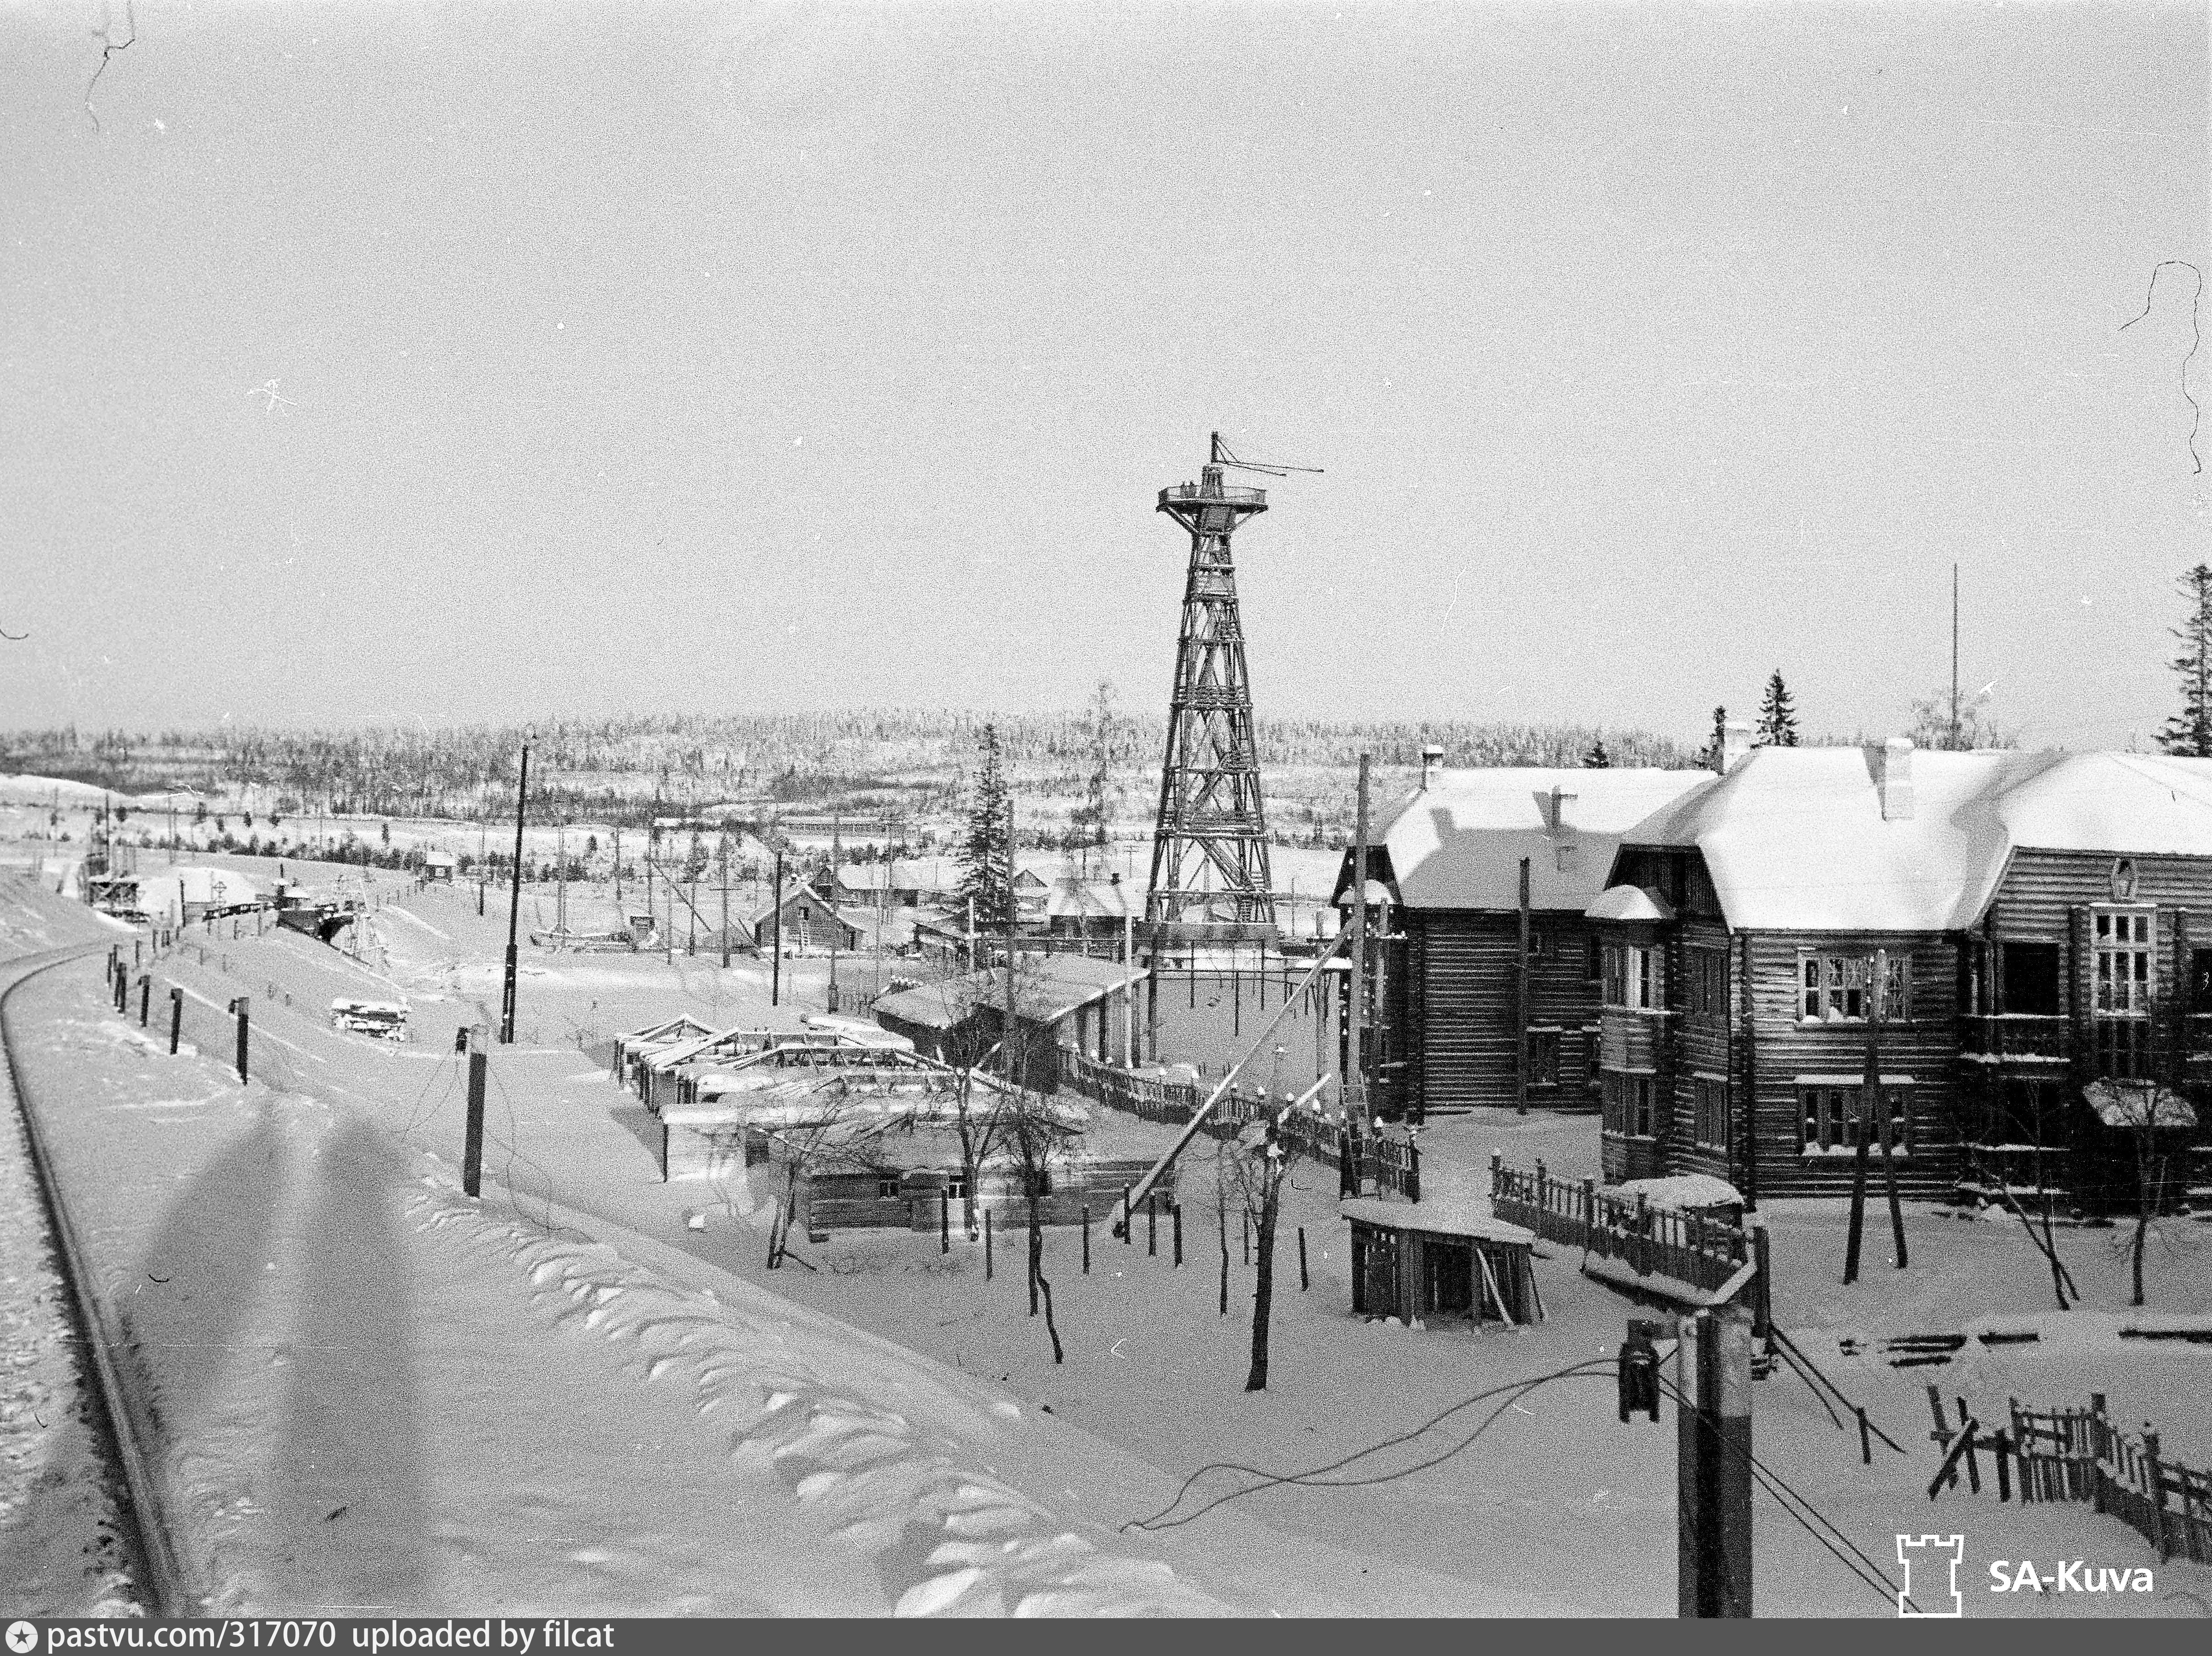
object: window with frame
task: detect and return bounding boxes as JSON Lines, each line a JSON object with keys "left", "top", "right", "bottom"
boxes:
{"left": 1528, "top": 1029, "right": 1560, "bottom": 1087}
{"left": 877, "top": 1175, "right": 903, "bottom": 1201}
{"left": 1605, "top": 1071, "right": 1658, "bottom": 1137}
{"left": 2093, "top": 910, "right": 2153, "bottom": 1013}
{"left": 946, "top": 1170, "right": 970, "bottom": 1201}
{"left": 1586, "top": 934, "right": 1605, "bottom": 984}
{"left": 2093, "top": 911, "right": 2155, "bottom": 1079}
{"left": 1524, "top": 925, "right": 1554, "bottom": 962}
{"left": 1687, "top": 949, "right": 1728, "bottom": 1019}
{"left": 1603, "top": 944, "right": 1662, "bottom": 1009}
{"left": 1800, "top": 1085, "right": 1912, "bottom": 1155}
{"left": 1799, "top": 953, "right": 1909, "bottom": 1023}
{"left": 1693, "top": 1076, "right": 1728, "bottom": 1149}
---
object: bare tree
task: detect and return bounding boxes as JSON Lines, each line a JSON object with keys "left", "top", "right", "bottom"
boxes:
{"left": 1220, "top": 1105, "right": 1305, "bottom": 1391}
{"left": 1994, "top": 1076, "right": 2079, "bottom": 1311}
{"left": 757, "top": 1079, "right": 900, "bottom": 1270}
{"left": 2093, "top": 1077, "right": 2189, "bottom": 1308}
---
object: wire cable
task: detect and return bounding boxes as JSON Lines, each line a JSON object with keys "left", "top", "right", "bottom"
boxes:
{"left": 1658, "top": 1376, "right": 1912, "bottom": 1613}
{"left": 1127, "top": 1359, "right": 1614, "bottom": 1532}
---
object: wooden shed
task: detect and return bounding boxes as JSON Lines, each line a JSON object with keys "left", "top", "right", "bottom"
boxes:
{"left": 1341, "top": 1197, "right": 1542, "bottom": 1327}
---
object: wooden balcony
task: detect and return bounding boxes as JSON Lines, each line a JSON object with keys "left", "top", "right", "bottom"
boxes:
{"left": 1959, "top": 1014, "right": 2071, "bottom": 1067}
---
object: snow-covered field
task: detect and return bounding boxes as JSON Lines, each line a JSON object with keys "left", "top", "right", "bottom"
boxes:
{"left": 5, "top": 863, "right": 2209, "bottom": 1617}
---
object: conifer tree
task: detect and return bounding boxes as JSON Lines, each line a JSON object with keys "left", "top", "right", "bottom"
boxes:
{"left": 1582, "top": 736, "right": 1611, "bottom": 768}
{"left": 2162, "top": 564, "right": 2212, "bottom": 757}
{"left": 1701, "top": 706, "right": 1728, "bottom": 771}
{"left": 956, "top": 723, "right": 1014, "bottom": 931}
{"left": 1756, "top": 671, "right": 1800, "bottom": 747}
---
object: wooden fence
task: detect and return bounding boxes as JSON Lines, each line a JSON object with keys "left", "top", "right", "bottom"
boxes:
{"left": 1060, "top": 1050, "right": 1419, "bottom": 1199}
{"left": 1488, "top": 1156, "right": 1747, "bottom": 1294}
{"left": 2008, "top": 1395, "right": 2212, "bottom": 1566}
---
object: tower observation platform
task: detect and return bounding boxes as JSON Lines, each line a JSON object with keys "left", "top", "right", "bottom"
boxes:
{"left": 1144, "top": 436, "right": 1281, "bottom": 943}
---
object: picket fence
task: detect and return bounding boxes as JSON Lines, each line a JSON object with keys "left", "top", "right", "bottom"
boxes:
{"left": 1488, "top": 1155, "right": 1748, "bottom": 1294}
{"left": 1059, "top": 1050, "right": 1420, "bottom": 1200}
{"left": 2008, "top": 1395, "right": 2212, "bottom": 1566}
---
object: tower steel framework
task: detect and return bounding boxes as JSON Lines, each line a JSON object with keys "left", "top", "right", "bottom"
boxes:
{"left": 1145, "top": 434, "right": 1278, "bottom": 937}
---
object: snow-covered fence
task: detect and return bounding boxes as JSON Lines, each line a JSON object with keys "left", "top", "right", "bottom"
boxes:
{"left": 1489, "top": 1156, "right": 1746, "bottom": 1296}
{"left": 2009, "top": 1396, "right": 2212, "bottom": 1565}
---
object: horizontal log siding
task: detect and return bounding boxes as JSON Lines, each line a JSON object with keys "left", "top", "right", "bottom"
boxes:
{"left": 1407, "top": 911, "right": 1604, "bottom": 1114}
{"left": 1740, "top": 931, "right": 1961, "bottom": 1198}
{"left": 1668, "top": 920, "right": 1736, "bottom": 1184}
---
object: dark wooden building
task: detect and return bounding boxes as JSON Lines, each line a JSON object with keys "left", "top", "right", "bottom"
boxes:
{"left": 1332, "top": 759, "right": 1711, "bottom": 1118}
{"left": 1588, "top": 742, "right": 2212, "bottom": 1210}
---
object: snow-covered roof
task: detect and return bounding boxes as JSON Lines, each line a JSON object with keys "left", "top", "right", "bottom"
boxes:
{"left": 1351, "top": 767, "right": 1713, "bottom": 913}
{"left": 872, "top": 956, "right": 1148, "bottom": 1032}
{"left": 1339, "top": 1196, "right": 1534, "bottom": 1245}
{"left": 1045, "top": 875, "right": 1136, "bottom": 921}
{"left": 1621, "top": 747, "right": 2212, "bottom": 932}
{"left": 1584, "top": 884, "right": 1674, "bottom": 923}
{"left": 1609, "top": 1174, "right": 1745, "bottom": 1213}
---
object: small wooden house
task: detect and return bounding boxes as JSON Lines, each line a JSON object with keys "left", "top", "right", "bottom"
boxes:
{"left": 748, "top": 884, "right": 862, "bottom": 956}
{"left": 421, "top": 850, "right": 457, "bottom": 883}
{"left": 1341, "top": 1197, "right": 1541, "bottom": 1326}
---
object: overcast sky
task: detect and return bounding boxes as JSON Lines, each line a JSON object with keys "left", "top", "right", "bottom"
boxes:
{"left": 2, "top": 0, "right": 2205, "bottom": 749}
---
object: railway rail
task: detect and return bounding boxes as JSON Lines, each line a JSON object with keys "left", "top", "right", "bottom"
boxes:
{"left": 2, "top": 943, "right": 196, "bottom": 1615}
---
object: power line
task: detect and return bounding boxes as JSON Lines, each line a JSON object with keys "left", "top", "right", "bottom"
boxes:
{"left": 1659, "top": 1377, "right": 1912, "bottom": 1614}
{"left": 1127, "top": 1359, "right": 1613, "bottom": 1532}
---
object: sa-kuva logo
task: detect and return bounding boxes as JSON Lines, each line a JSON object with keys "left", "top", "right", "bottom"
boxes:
{"left": 1897, "top": 1533, "right": 1965, "bottom": 1617}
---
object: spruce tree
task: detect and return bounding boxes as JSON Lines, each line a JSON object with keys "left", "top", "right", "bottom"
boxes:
{"left": 1701, "top": 706, "right": 1728, "bottom": 771}
{"left": 956, "top": 723, "right": 1015, "bottom": 931}
{"left": 1756, "top": 671, "right": 1800, "bottom": 747}
{"left": 2162, "top": 564, "right": 2212, "bottom": 757}
{"left": 1583, "top": 736, "right": 1611, "bottom": 768}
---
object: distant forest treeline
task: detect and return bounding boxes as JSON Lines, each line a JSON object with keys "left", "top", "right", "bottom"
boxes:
{"left": 1, "top": 710, "right": 1694, "bottom": 821}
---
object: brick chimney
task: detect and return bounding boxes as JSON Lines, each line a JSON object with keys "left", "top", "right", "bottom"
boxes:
{"left": 1878, "top": 736, "right": 1915, "bottom": 821}
{"left": 1421, "top": 745, "right": 1445, "bottom": 791}
{"left": 1720, "top": 719, "right": 1754, "bottom": 773}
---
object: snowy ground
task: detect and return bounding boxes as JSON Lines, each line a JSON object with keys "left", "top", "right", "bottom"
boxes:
{"left": 6, "top": 863, "right": 2210, "bottom": 1617}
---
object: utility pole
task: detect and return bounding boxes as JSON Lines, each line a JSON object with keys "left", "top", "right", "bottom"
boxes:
{"left": 827, "top": 809, "right": 842, "bottom": 1014}
{"left": 1346, "top": 754, "right": 1371, "bottom": 1127}
{"left": 556, "top": 816, "right": 567, "bottom": 944}
{"left": 1951, "top": 562, "right": 1961, "bottom": 750}
{"left": 1678, "top": 1306, "right": 1754, "bottom": 1617}
{"left": 499, "top": 735, "right": 530, "bottom": 1045}
{"left": 463, "top": 1023, "right": 488, "bottom": 1197}
{"left": 770, "top": 849, "right": 784, "bottom": 1006}
{"left": 612, "top": 824, "right": 623, "bottom": 906}
{"left": 719, "top": 833, "right": 731, "bottom": 970}
{"left": 1516, "top": 855, "right": 1532, "bottom": 1115}
{"left": 1003, "top": 794, "right": 1018, "bottom": 1088}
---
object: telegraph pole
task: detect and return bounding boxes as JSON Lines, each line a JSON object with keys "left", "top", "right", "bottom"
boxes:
{"left": 719, "top": 833, "right": 731, "bottom": 970}
{"left": 1516, "top": 856, "right": 1532, "bottom": 1115}
{"left": 499, "top": 735, "right": 530, "bottom": 1045}
{"left": 1951, "top": 563, "right": 1961, "bottom": 749}
{"left": 770, "top": 849, "right": 784, "bottom": 1006}
{"left": 1678, "top": 1306, "right": 1754, "bottom": 1617}
{"left": 463, "top": 1023, "right": 488, "bottom": 1197}
{"left": 827, "top": 810, "right": 842, "bottom": 1014}
{"left": 1345, "top": 754, "right": 1371, "bottom": 1127}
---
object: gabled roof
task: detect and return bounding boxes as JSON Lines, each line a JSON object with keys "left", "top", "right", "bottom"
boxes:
{"left": 1046, "top": 874, "right": 1136, "bottom": 921}
{"left": 872, "top": 955, "right": 1148, "bottom": 1032}
{"left": 1614, "top": 747, "right": 2212, "bottom": 932}
{"left": 1350, "top": 767, "right": 1713, "bottom": 913}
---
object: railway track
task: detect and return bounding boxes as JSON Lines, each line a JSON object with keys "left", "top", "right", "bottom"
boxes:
{"left": 2, "top": 943, "right": 195, "bottom": 1615}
